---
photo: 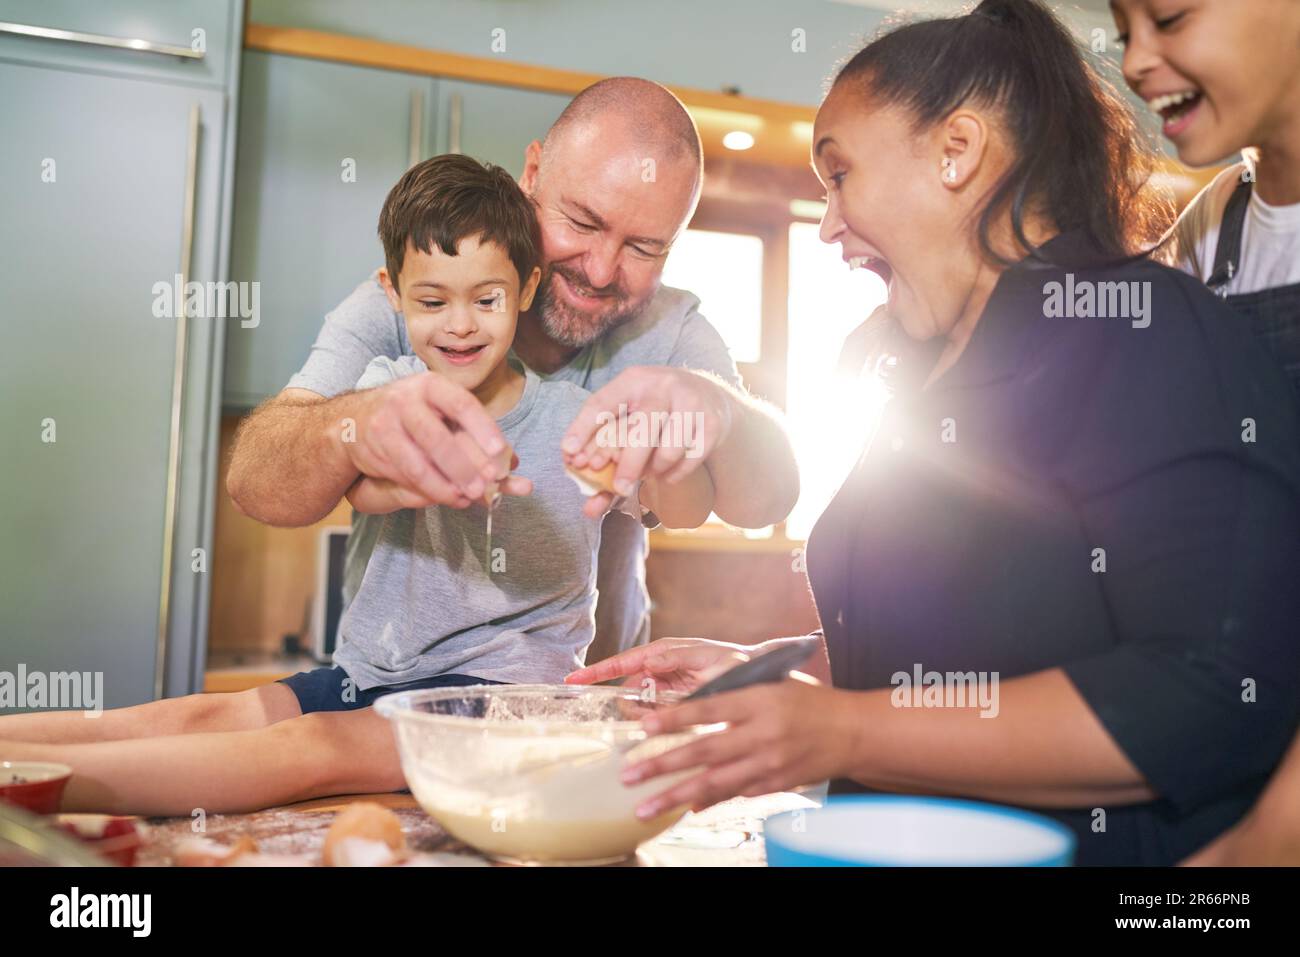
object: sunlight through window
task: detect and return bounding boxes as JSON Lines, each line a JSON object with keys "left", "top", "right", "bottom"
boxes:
{"left": 785, "top": 221, "right": 891, "bottom": 540}
{"left": 661, "top": 229, "right": 764, "bottom": 364}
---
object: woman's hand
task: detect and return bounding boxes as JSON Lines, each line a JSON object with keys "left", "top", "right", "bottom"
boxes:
{"left": 622, "top": 675, "right": 861, "bottom": 820}
{"left": 564, "top": 637, "right": 751, "bottom": 696}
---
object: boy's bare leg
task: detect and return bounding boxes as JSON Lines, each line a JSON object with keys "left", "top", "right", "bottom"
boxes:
{"left": 0, "top": 707, "right": 403, "bottom": 816}
{"left": 0, "top": 683, "right": 301, "bottom": 744}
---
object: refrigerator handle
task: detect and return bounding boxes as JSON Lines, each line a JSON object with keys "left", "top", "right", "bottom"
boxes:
{"left": 155, "top": 102, "right": 200, "bottom": 700}
{"left": 0, "top": 20, "right": 204, "bottom": 59}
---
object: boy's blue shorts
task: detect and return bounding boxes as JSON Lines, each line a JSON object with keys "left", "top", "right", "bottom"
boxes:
{"left": 278, "top": 666, "right": 506, "bottom": 714}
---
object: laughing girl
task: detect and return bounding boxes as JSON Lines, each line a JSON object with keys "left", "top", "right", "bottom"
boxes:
{"left": 1112, "top": 0, "right": 1300, "bottom": 865}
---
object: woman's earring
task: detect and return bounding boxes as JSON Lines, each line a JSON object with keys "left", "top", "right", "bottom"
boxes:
{"left": 941, "top": 157, "right": 957, "bottom": 184}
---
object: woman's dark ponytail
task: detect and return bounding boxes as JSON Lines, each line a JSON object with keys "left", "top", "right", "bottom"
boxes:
{"left": 834, "top": 0, "right": 1172, "bottom": 264}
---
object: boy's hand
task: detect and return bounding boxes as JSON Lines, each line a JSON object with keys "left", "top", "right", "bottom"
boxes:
{"left": 348, "top": 451, "right": 530, "bottom": 514}
{"left": 346, "top": 372, "right": 519, "bottom": 508}
{"left": 561, "top": 367, "right": 733, "bottom": 496}
{"left": 564, "top": 449, "right": 625, "bottom": 519}
{"left": 577, "top": 489, "right": 619, "bottom": 520}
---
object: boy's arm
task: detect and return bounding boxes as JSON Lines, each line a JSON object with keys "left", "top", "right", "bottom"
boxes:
{"left": 343, "top": 357, "right": 462, "bottom": 516}
{"left": 345, "top": 475, "right": 411, "bottom": 514}
{"left": 339, "top": 358, "right": 417, "bottom": 516}
{"left": 639, "top": 465, "right": 714, "bottom": 529}
{"left": 347, "top": 435, "right": 525, "bottom": 514}
{"left": 229, "top": 361, "right": 508, "bottom": 527}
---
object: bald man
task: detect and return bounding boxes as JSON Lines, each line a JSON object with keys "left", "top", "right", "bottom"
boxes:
{"left": 227, "top": 77, "right": 800, "bottom": 664}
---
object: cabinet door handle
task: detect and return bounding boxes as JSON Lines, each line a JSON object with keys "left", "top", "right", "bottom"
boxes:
{"left": 408, "top": 88, "right": 424, "bottom": 168}
{"left": 155, "top": 102, "right": 201, "bottom": 700}
{"left": 0, "top": 20, "right": 204, "bottom": 60}
{"left": 448, "top": 92, "right": 463, "bottom": 155}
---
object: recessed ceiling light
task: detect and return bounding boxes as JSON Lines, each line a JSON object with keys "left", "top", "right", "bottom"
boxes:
{"left": 722, "top": 130, "right": 755, "bottom": 151}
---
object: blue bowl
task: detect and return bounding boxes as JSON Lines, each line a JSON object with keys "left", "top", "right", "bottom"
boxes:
{"left": 765, "top": 796, "right": 1075, "bottom": 867}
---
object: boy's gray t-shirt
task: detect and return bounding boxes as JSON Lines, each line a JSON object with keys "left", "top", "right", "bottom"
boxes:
{"left": 332, "top": 356, "right": 600, "bottom": 687}
{"left": 287, "top": 272, "right": 742, "bottom": 663}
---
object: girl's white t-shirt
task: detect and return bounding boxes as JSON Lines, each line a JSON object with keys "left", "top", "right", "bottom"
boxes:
{"left": 1173, "top": 161, "right": 1300, "bottom": 295}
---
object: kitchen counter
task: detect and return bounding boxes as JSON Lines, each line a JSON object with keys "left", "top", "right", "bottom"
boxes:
{"left": 203, "top": 652, "right": 319, "bottom": 693}
{"left": 135, "top": 790, "right": 819, "bottom": 867}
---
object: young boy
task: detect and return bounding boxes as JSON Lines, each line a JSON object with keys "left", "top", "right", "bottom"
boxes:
{"left": 0, "top": 155, "right": 712, "bottom": 815}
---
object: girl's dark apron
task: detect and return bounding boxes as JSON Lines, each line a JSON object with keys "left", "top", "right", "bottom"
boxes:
{"left": 1206, "top": 179, "right": 1300, "bottom": 399}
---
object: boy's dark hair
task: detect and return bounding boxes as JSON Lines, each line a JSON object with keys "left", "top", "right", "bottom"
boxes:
{"left": 379, "top": 153, "right": 541, "bottom": 292}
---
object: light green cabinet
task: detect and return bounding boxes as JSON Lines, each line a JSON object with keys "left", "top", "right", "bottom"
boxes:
{"left": 434, "top": 80, "right": 570, "bottom": 179}
{"left": 0, "top": 0, "right": 241, "bottom": 706}
{"left": 222, "top": 63, "right": 573, "bottom": 407}
{"left": 223, "top": 52, "right": 438, "bottom": 408}
{"left": 0, "top": 0, "right": 237, "bottom": 87}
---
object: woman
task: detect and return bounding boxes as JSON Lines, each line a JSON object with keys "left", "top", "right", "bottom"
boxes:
{"left": 567, "top": 0, "right": 1300, "bottom": 866}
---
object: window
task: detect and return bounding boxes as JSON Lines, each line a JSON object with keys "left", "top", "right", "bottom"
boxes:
{"left": 660, "top": 228, "right": 764, "bottom": 363}
{"left": 784, "top": 221, "right": 890, "bottom": 539}
{"left": 650, "top": 205, "right": 890, "bottom": 547}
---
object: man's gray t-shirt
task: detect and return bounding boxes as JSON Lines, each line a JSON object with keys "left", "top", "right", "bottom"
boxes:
{"left": 287, "top": 271, "right": 742, "bottom": 663}
{"left": 333, "top": 355, "right": 599, "bottom": 687}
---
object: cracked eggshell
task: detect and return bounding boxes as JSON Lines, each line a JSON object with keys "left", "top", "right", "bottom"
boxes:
{"left": 322, "top": 802, "right": 406, "bottom": 867}
{"left": 566, "top": 460, "right": 619, "bottom": 497}
{"left": 175, "top": 834, "right": 259, "bottom": 867}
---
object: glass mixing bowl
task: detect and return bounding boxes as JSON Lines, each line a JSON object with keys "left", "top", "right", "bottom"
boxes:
{"left": 375, "top": 684, "right": 708, "bottom": 865}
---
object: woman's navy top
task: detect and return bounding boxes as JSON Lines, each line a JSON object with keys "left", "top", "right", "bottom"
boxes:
{"left": 806, "top": 231, "right": 1300, "bottom": 865}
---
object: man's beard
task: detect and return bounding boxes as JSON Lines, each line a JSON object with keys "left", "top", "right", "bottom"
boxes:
{"left": 536, "top": 263, "right": 649, "bottom": 348}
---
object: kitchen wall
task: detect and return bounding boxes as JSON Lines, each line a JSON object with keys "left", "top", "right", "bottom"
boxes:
{"left": 248, "top": 0, "right": 887, "bottom": 107}
{"left": 209, "top": 417, "right": 351, "bottom": 658}
{"left": 246, "top": 0, "right": 1155, "bottom": 136}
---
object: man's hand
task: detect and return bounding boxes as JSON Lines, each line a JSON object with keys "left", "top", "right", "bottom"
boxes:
{"left": 562, "top": 367, "right": 733, "bottom": 499}
{"left": 347, "top": 372, "right": 528, "bottom": 509}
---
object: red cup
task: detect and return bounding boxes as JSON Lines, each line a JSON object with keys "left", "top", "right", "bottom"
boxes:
{"left": 0, "top": 761, "right": 72, "bottom": 815}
